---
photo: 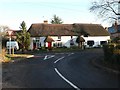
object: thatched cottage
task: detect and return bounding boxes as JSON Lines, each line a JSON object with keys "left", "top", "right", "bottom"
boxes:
{"left": 28, "top": 22, "right": 110, "bottom": 50}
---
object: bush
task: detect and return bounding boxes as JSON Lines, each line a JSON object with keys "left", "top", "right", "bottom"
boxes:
{"left": 115, "top": 44, "right": 120, "bottom": 49}
{"left": 103, "top": 45, "right": 114, "bottom": 62}
{"left": 0, "top": 48, "right": 11, "bottom": 62}
{"left": 113, "top": 54, "right": 120, "bottom": 65}
{"left": 103, "top": 44, "right": 120, "bottom": 65}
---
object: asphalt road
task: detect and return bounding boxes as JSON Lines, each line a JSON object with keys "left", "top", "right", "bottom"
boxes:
{"left": 2, "top": 48, "right": 120, "bottom": 89}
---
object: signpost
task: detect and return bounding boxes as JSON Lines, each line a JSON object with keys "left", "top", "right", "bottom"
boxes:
{"left": 7, "top": 30, "right": 13, "bottom": 55}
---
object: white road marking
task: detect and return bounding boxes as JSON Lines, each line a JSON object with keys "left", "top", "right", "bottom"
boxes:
{"left": 43, "top": 55, "right": 55, "bottom": 60}
{"left": 68, "top": 53, "right": 74, "bottom": 56}
{"left": 54, "top": 68, "right": 81, "bottom": 90}
{"left": 26, "top": 55, "right": 34, "bottom": 58}
{"left": 54, "top": 57, "right": 64, "bottom": 64}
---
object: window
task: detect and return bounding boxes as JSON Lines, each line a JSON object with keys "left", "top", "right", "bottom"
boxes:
{"left": 33, "top": 37, "right": 40, "bottom": 49}
{"left": 36, "top": 39, "right": 39, "bottom": 42}
{"left": 58, "top": 36, "right": 61, "bottom": 40}
{"left": 87, "top": 40, "right": 94, "bottom": 46}
{"left": 53, "top": 42, "right": 62, "bottom": 47}
{"left": 33, "top": 38, "right": 40, "bottom": 43}
{"left": 100, "top": 41, "right": 107, "bottom": 45}
{"left": 53, "top": 43, "right": 57, "bottom": 47}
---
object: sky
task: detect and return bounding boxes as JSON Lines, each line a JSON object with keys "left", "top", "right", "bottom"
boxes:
{"left": 0, "top": 0, "right": 110, "bottom": 30}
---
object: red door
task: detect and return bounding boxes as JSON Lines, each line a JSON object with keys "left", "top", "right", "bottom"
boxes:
{"left": 48, "top": 42, "right": 51, "bottom": 49}
{"left": 33, "top": 43, "right": 36, "bottom": 50}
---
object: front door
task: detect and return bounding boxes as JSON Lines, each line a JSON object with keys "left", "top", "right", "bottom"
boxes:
{"left": 33, "top": 43, "right": 36, "bottom": 50}
{"left": 48, "top": 42, "right": 52, "bottom": 49}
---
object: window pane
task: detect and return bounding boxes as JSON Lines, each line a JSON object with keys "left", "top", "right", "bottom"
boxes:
{"left": 100, "top": 41, "right": 107, "bottom": 45}
{"left": 87, "top": 40, "right": 94, "bottom": 46}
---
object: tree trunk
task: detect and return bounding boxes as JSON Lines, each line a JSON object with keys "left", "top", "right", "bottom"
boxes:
{"left": 22, "top": 46, "right": 25, "bottom": 54}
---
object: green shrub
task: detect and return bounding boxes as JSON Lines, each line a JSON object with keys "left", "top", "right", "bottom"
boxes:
{"left": 103, "top": 44, "right": 120, "bottom": 66}
{"left": 103, "top": 45, "right": 114, "bottom": 62}
{"left": 115, "top": 44, "right": 120, "bottom": 49}
{"left": 113, "top": 54, "right": 120, "bottom": 64}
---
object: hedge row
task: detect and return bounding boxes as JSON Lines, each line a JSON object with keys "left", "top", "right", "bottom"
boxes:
{"left": 103, "top": 44, "right": 120, "bottom": 65}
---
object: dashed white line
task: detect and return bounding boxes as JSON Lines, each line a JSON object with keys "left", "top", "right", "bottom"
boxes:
{"left": 54, "top": 57, "right": 64, "bottom": 64}
{"left": 54, "top": 68, "right": 81, "bottom": 90}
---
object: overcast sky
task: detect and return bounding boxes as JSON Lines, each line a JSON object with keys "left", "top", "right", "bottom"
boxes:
{"left": 0, "top": 0, "right": 110, "bottom": 30}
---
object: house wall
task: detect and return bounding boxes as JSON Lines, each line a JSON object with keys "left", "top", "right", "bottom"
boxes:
{"left": 111, "top": 33, "right": 120, "bottom": 38}
{"left": 40, "top": 37, "right": 46, "bottom": 47}
{"left": 29, "top": 37, "right": 45, "bottom": 50}
{"left": 30, "top": 38, "right": 33, "bottom": 50}
{"left": 29, "top": 36, "right": 110, "bottom": 50}
{"left": 51, "top": 36, "right": 77, "bottom": 48}
{"left": 29, "top": 36, "right": 78, "bottom": 50}
{"left": 83, "top": 36, "right": 110, "bottom": 48}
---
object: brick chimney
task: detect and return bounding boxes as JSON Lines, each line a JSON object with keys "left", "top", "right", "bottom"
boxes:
{"left": 43, "top": 20, "right": 48, "bottom": 24}
{"left": 114, "top": 21, "right": 118, "bottom": 32}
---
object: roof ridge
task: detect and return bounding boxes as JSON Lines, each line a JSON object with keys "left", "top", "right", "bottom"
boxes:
{"left": 73, "top": 23, "right": 101, "bottom": 25}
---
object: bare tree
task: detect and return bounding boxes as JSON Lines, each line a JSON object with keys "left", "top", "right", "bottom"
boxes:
{"left": 89, "top": 0, "right": 120, "bottom": 23}
{"left": 0, "top": 25, "right": 9, "bottom": 36}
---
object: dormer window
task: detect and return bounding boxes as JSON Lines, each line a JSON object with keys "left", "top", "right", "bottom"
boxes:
{"left": 58, "top": 36, "right": 61, "bottom": 41}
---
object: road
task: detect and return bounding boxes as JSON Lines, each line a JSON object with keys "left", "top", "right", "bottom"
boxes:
{"left": 2, "top": 49, "right": 119, "bottom": 89}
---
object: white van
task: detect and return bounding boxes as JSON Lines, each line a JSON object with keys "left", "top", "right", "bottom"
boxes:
{"left": 6, "top": 41, "right": 19, "bottom": 50}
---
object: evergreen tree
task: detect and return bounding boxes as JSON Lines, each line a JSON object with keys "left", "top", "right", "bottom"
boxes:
{"left": 50, "top": 14, "right": 63, "bottom": 24}
{"left": 16, "top": 21, "right": 30, "bottom": 52}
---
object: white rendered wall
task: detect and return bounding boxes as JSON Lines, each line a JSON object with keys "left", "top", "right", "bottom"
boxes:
{"left": 29, "top": 38, "right": 33, "bottom": 50}
{"left": 29, "top": 35, "right": 110, "bottom": 49}
{"left": 51, "top": 36, "right": 77, "bottom": 48}
{"left": 83, "top": 36, "right": 110, "bottom": 47}
{"left": 40, "top": 37, "right": 46, "bottom": 47}
{"left": 29, "top": 37, "right": 46, "bottom": 50}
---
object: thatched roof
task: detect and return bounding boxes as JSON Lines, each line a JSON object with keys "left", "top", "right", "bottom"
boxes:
{"left": 28, "top": 24, "right": 77, "bottom": 37}
{"left": 28, "top": 23, "right": 110, "bottom": 37}
{"left": 73, "top": 23, "right": 110, "bottom": 36}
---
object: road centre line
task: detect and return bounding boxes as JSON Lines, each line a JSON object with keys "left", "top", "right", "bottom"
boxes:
{"left": 54, "top": 57, "right": 64, "bottom": 64}
{"left": 54, "top": 68, "right": 81, "bottom": 90}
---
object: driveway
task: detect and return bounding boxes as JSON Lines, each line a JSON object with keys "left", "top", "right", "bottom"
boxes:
{"left": 2, "top": 48, "right": 119, "bottom": 89}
